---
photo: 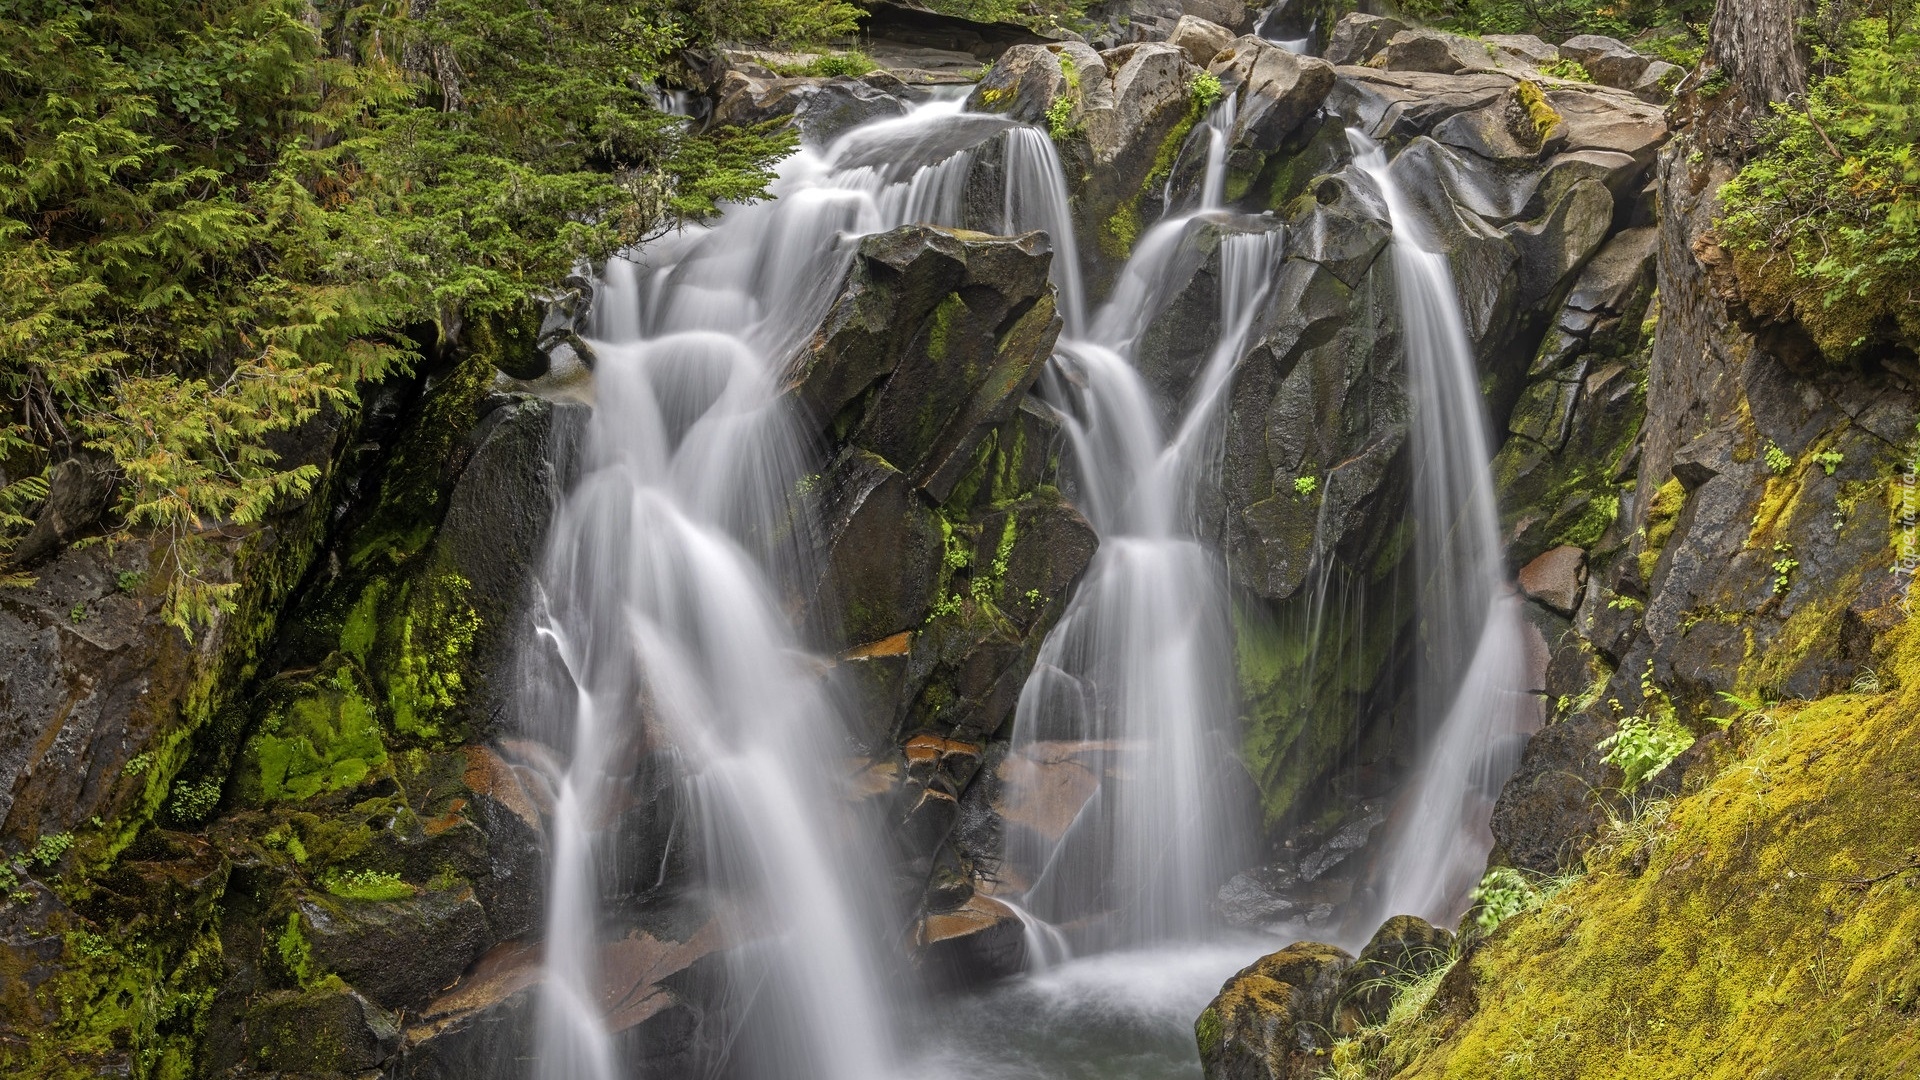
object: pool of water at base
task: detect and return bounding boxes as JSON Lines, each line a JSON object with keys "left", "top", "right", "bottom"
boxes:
{"left": 907, "top": 934, "right": 1305, "bottom": 1080}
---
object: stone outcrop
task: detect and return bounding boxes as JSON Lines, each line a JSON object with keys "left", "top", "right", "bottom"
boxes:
{"left": 1195, "top": 941, "right": 1354, "bottom": 1080}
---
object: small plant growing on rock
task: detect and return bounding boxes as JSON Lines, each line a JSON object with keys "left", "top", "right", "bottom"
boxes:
{"left": 1189, "top": 71, "right": 1223, "bottom": 110}
{"left": 120, "top": 752, "right": 153, "bottom": 778}
{"left": 1813, "top": 449, "right": 1844, "bottom": 475}
{"left": 1764, "top": 442, "right": 1793, "bottom": 475}
{"left": 68, "top": 603, "right": 87, "bottom": 623}
{"left": 1543, "top": 58, "right": 1592, "bottom": 82}
{"left": 807, "top": 51, "right": 873, "bottom": 78}
{"left": 1293, "top": 475, "right": 1317, "bottom": 497}
{"left": 1468, "top": 867, "right": 1540, "bottom": 933}
{"left": 1045, "top": 93, "right": 1076, "bottom": 140}
{"left": 1598, "top": 714, "right": 1694, "bottom": 792}
{"left": 168, "top": 778, "right": 222, "bottom": 823}
{"left": 1771, "top": 542, "right": 1798, "bottom": 595}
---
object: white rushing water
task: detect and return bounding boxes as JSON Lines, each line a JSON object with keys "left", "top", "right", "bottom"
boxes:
{"left": 1348, "top": 132, "right": 1539, "bottom": 928}
{"left": 522, "top": 96, "right": 1005, "bottom": 1080}
{"left": 1000, "top": 99, "right": 1284, "bottom": 953}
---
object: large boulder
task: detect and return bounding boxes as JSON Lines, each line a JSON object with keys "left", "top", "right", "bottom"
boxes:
{"left": 1334, "top": 915, "right": 1456, "bottom": 1031}
{"left": 1170, "top": 14, "right": 1234, "bottom": 65}
{"left": 1323, "top": 13, "right": 1405, "bottom": 67}
{"left": 1380, "top": 29, "right": 1500, "bottom": 75}
{"left": 1196, "top": 942, "right": 1355, "bottom": 1080}
{"left": 711, "top": 69, "right": 912, "bottom": 145}
{"left": 1557, "top": 34, "right": 1651, "bottom": 91}
{"left": 1208, "top": 36, "right": 1337, "bottom": 152}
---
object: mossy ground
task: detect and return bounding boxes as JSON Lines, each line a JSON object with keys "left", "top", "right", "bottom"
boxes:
{"left": 1366, "top": 620, "right": 1920, "bottom": 1079}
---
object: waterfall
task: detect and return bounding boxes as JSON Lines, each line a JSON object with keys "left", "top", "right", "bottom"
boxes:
{"left": 1000, "top": 107, "right": 1283, "bottom": 953}
{"left": 521, "top": 97, "right": 997, "bottom": 1080}
{"left": 1348, "top": 132, "right": 1538, "bottom": 928}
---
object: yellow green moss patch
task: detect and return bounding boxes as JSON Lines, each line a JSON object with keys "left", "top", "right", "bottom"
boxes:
{"left": 1382, "top": 620, "right": 1920, "bottom": 1079}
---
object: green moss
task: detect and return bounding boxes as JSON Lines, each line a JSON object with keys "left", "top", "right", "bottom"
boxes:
{"left": 925, "top": 292, "right": 965, "bottom": 362}
{"left": 249, "top": 665, "right": 390, "bottom": 804}
{"left": 1103, "top": 202, "right": 1142, "bottom": 259}
{"left": 321, "top": 868, "right": 414, "bottom": 902}
{"left": 1639, "top": 477, "right": 1687, "bottom": 581}
{"left": 1555, "top": 492, "right": 1619, "bottom": 549}
{"left": 1383, "top": 626, "right": 1920, "bottom": 1077}
{"left": 1515, "top": 78, "right": 1562, "bottom": 143}
{"left": 275, "top": 910, "right": 323, "bottom": 989}
{"left": 338, "top": 579, "right": 386, "bottom": 664}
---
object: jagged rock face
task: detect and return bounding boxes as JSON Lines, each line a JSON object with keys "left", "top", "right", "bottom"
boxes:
{"left": 1195, "top": 941, "right": 1354, "bottom": 1080}
{"left": 1323, "top": 13, "right": 1405, "bottom": 67}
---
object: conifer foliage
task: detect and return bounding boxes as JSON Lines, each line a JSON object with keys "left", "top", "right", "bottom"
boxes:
{"left": 0, "top": 0, "right": 844, "bottom": 623}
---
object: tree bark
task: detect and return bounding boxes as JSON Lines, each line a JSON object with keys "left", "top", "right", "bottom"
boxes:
{"left": 1710, "top": 0, "right": 1811, "bottom": 114}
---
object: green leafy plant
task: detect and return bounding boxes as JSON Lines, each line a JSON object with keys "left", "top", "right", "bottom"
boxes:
{"left": 1543, "top": 58, "right": 1593, "bottom": 82}
{"left": 1, "top": 0, "right": 837, "bottom": 630}
{"left": 121, "top": 752, "right": 154, "bottom": 778}
{"left": 167, "top": 778, "right": 222, "bottom": 823}
{"left": 1720, "top": 9, "right": 1920, "bottom": 363}
{"left": 1764, "top": 442, "right": 1793, "bottom": 475}
{"left": 1468, "top": 866, "right": 1541, "bottom": 934}
{"left": 807, "top": 51, "right": 874, "bottom": 77}
{"left": 1771, "top": 542, "right": 1799, "bottom": 595}
{"left": 1293, "top": 475, "right": 1318, "bottom": 497}
{"left": 1189, "top": 71, "right": 1224, "bottom": 110}
{"left": 1598, "top": 713, "right": 1695, "bottom": 791}
{"left": 1813, "top": 449, "right": 1845, "bottom": 475}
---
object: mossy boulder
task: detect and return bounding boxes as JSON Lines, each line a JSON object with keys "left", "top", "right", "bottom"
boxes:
{"left": 1196, "top": 940, "right": 1355, "bottom": 1080}
{"left": 246, "top": 987, "right": 400, "bottom": 1074}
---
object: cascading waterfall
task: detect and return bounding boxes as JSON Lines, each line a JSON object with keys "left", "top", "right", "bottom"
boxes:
{"left": 1348, "top": 132, "right": 1539, "bottom": 928}
{"left": 521, "top": 96, "right": 1001, "bottom": 1080}
{"left": 1000, "top": 100, "right": 1283, "bottom": 953}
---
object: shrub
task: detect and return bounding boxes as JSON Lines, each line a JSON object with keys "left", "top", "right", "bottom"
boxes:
{"left": 1189, "top": 71, "right": 1224, "bottom": 110}
{"left": 1598, "top": 713, "right": 1694, "bottom": 791}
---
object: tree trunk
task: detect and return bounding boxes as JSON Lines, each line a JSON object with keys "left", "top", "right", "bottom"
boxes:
{"left": 1710, "top": 0, "right": 1810, "bottom": 117}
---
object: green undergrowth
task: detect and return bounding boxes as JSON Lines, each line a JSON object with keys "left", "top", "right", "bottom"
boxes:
{"left": 1372, "top": 618, "right": 1920, "bottom": 1078}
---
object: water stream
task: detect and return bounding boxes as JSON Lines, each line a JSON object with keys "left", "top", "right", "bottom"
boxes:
{"left": 522, "top": 97, "right": 993, "bottom": 1080}
{"left": 1348, "top": 133, "right": 1539, "bottom": 929}
{"left": 518, "top": 83, "right": 1539, "bottom": 1080}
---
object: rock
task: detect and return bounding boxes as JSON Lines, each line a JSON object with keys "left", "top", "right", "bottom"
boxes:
{"left": 1519, "top": 546, "right": 1587, "bottom": 616}
{"left": 1503, "top": 175, "right": 1616, "bottom": 308}
{"left": 789, "top": 225, "right": 1062, "bottom": 502}
{"left": 1170, "top": 14, "right": 1233, "bottom": 65}
{"left": 1085, "top": 42, "right": 1196, "bottom": 164}
{"left": 296, "top": 887, "right": 493, "bottom": 1010}
{"left": 1335, "top": 915, "right": 1456, "bottom": 1031}
{"left": 1631, "top": 59, "right": 1683, "bottom": 103}
{"left": 966, "top": 43, "right": 1068, "bottom": 123}
{"left": 1196, "top": 941, "right": 1354, "bottom": 1080}
{"left": 1546, "top": 88, "right": 1668, "bottom": 167}
{"left": 712, "top": 70, "right": 911, "bottom": 144}
{"left": 1557, "top": 34, "right": 1650, "bottom": 90}
{"left": 248, "top": 988, "right": 401, "bottom": 1074}
{"left": 1208, "top": 36, "right": 1337, "bottom": 152}
{"left": 1380, "top": 29, "right": 1500, "bottom": 76}
{"left": 1323, "top": 13, "right": 1405, "bottom": 67}
{"left": 1489, "top": 707, "right": 1616, "bottom": 873}
{"left": 1483, "top": 33, "right": 1558, "bottom": 68}
{"left": 1329, "top": 69, "right": 1516, "bottom": 144}
{"left": 913, "top": 893, "right": 1027, "bottom": 986}
{"left": 1182, "top": 0, "right": 1252, "bottom": 33}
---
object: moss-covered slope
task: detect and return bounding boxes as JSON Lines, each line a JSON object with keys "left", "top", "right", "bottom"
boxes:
{"left": 1382, "top": 620, "right": 1920, "bottom": 1077}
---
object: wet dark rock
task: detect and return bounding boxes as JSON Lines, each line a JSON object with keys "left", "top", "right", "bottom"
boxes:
{"left": 247, "top": 988, "right": 401, "bottom": 1074}
{"left": 1335, "top": 915, "right": 1455, "bottom": 1031}
{"left": 1489, "top": 707, "right": 1617, "bottom": 874}
{"left": 1323, "top": 13, "right": 1405, "bottom": 67}
{"left": 1196, "top": 941, "right": 1354, "bottom": 1080}
{"left": 711, "top": 69, "right": 913, "bottom": 144}
{"left": 791, "top": 224, "right": 1061, "bottom": 502}
{"left": 912, "top": 894, "right": 1028, "bottom": 987}
{"left": 1209, "top": 37, "right": 1336, "bottom": 152}
{"left": 9, "top": 452, "right": 117, "bottom": 569}
{"left": 296, "top": 887, "right": 492, "bottom": 1010}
